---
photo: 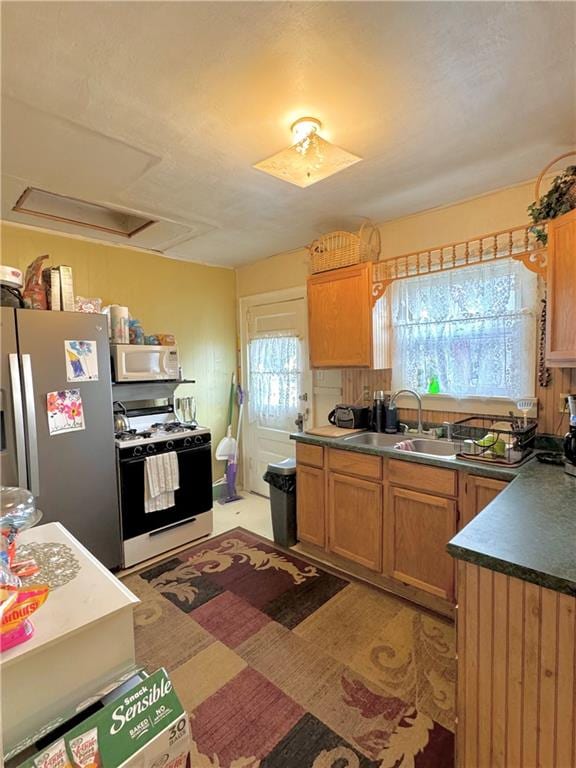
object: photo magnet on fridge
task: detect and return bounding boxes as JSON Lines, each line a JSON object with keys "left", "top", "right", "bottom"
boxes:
{"left": 65, "top": 340, "right": 98, "bottom": 382}
{"left": 47, "top": 389, "right": 86, "bottom": 435}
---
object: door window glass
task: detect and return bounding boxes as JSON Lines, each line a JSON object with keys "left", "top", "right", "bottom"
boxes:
{"left": 248, "top": 335, "right": 301, "bottom": 429}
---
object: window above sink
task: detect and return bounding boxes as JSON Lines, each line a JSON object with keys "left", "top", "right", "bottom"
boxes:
{"left": 390, "top": 259, "right": 538, "bottom": 400}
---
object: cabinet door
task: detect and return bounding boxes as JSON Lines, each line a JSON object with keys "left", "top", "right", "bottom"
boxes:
{"left": 546, "top": 209, "right": 576, "bottom": 366}
{"left": 386, "top": 486, "right": 457, "bottom": 600}
{"left": 308, "top": 263, "right": 373, "bottom": 368}
{"left": 296, "top": 465, "right": 325, "bottom": 547}
{"left": 328, "top": 472, "right": 382, "bottom": 571}
{"left": 460, "top": 475, "right": 509, "bottom": 529}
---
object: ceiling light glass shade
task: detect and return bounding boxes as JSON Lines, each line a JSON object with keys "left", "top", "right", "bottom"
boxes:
{"left": 253, "top": 119, "right": 362, "bottom": 188}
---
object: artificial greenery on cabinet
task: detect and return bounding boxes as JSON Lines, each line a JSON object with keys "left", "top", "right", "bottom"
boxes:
{"left": 528, "top": 164, "right": 576, "bottom": 245}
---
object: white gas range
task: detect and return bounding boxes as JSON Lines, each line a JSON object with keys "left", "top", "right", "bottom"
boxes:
{"left": 114, "top": 402, "right": 213, "bottom": 568}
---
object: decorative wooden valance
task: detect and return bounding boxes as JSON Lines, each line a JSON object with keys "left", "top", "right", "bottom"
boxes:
{"left": 372, "top": 223, "right": 547, "bottom": 301}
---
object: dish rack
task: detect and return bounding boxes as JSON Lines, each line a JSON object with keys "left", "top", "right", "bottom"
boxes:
{"left": 452, "top": 416, "right": 537, "bottom": 466}
{"left": 308, "top": 221, "right": 381, "bottom": 274}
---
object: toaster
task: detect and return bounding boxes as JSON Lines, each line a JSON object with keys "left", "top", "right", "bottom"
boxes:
{"left": 328, "top": 404, "right": 371, "bottom": 429}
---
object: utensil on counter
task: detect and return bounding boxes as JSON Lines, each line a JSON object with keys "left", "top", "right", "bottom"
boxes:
{"left": 516, "top": 398, "right": 536, "bottom": 428}
{"left": 508, "top": 411, "right": 520, "bottom": 431}
{"left": 176, "top": 396, "right": 197, "bottom": 426}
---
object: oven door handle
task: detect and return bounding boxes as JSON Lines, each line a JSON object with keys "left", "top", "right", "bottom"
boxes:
{"left": 149, "top": 516, "right": 198, "bottom": 536}
{"left": 119, "top": 443, "right": 211, "bottom": 464}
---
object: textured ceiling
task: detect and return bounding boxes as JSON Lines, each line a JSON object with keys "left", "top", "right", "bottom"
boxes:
{"left": 1, "top": 2, "right": 574, "bottom": 266}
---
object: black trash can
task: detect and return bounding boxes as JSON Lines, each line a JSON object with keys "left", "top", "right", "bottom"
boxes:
{"left": 263, "top": 457, "right": 297, "bottom": 547}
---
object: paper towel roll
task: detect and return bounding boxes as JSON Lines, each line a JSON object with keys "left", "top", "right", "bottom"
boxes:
{"left": 109, "top": 305, "right": 129, "bottom": 343}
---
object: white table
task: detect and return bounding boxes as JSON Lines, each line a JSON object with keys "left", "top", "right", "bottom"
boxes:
{"left": 1, "top": 522, "right": 140, "bottom": 759}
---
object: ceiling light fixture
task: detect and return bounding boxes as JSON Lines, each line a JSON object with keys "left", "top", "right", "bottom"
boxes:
{"left": 253, "top": 116, "right": 362, "bottom": 188}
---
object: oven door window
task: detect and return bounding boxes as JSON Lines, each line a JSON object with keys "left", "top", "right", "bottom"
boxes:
{"left": 120, "top": 445, "right": 213, "bottom": 539}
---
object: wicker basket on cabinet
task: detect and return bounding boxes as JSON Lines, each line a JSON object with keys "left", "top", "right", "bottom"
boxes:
{"left": 308, "top": 221, "right": 381, "bottom": 274}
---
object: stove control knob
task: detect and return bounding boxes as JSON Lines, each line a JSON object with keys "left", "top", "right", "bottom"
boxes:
{"left": 184, "top": 437, "right": 192, "bottom": 447}
{"left": 146, "top": 443, "right": 156, "bottom": 454}
{"left": 134, "top": 445, "right": 143, "bottom": 457}
{"left": 166, "top": 440, "right": 174, "bottom": 450}
{"left": 194, "top": 435, "right": 204, "bottom": 445}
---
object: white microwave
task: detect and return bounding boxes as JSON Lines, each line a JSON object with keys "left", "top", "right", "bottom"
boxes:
{"left": 111, "top": 344, "right": 180, "bottom": 382}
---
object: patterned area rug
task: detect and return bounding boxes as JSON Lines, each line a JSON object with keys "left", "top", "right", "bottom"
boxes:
{"left": 123, "top": 528, "right": 455, "bottom": 768}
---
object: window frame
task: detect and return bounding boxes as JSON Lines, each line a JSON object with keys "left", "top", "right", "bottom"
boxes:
{"left": 388, "top": 259, "right": 539, "bottom": 415}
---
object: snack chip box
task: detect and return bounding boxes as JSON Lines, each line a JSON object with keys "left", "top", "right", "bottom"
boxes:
{"left": 19, "top": 668, "right": 191, "bottom": 768}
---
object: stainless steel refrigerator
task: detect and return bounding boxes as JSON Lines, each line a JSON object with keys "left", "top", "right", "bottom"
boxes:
{"left": 1, "top": 307, "right": 122, "bottom": 568}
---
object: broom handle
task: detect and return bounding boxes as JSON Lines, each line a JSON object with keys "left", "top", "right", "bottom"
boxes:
{"left": 226, "top": 372, "right": 236, "bottom": 427}
{"left": 232, "top": 385, "right": 245, "bottom": 461}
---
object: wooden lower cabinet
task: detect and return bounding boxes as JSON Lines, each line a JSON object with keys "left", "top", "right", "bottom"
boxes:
{"left": 457, "top": 562, "right": 576, "bottom": 768}
{"left": 460, "top": 475, "right": 509, "bottom": 528}
{"left": 385, "top": 486, "right": 457, "bottom": 600}
{"left": 296, "top": 465, "right": 325, "bottom": 547}
{"left": 328, "top": 472, "right": 382, "bottom": 571}
{"left": 295, "top": 445, "right": 512, "bottom": 610}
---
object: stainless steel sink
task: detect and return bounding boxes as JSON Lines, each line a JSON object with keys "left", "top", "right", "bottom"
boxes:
{"left": 343, "top": 433, "right": 401, "bottom": 448}
{"left": 343, "top": 432, "right": 457, "bottom": 458}
{"left": 396, "top": 438, "right": 457, "bottom": 458}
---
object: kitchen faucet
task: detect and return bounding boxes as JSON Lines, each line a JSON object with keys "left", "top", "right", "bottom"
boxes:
{"left": 390, "top": 389, "right": 423, "bottom": 434}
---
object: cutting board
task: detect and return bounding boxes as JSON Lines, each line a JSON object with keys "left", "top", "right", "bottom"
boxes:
{"left": 305, "top": 425, "right": 367, "bottom": 438}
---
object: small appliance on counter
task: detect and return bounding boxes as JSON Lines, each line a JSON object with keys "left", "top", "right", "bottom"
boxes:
{"left": 371, "top": 391, "right": 387, "bottom": 433}
{"left": 384, "top": 402, "right": 400, "bottom": 433}
{"left": 328, "top": 404, "right": 371, "bottom": 429}
{"left": 564, "top": 395, "right": 576, "bottom": 477}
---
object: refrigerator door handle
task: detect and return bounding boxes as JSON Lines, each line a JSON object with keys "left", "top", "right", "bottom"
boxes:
{"left": 21, "top": 354, "right": 40, "bottom": 497}
{"left": 8, "top": 353, "right": 28, "bottom": 488}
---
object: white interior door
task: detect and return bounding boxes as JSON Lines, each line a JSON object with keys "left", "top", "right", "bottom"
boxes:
{"left": 243, "top": 295, "right": 311, "bottom": 496}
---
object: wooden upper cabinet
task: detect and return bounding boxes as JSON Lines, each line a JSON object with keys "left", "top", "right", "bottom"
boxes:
{"left": 546, "top": 209, "right": 576, "bottom": 366}
{"left": 384, "top": 486, "right": 457, "bottom": 600}
{"left": 460, "top": 475, "right": 509, "bottom": 529}
{"left": 308, "top": 263, "right": 387, "bottom": 368}
{"left": 328, "top": 472, "right": 382, "bottom": 571}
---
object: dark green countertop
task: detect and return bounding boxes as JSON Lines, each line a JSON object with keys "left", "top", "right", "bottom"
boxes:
{"left": 291, "top": 432, "right": 576, "bottom": 596}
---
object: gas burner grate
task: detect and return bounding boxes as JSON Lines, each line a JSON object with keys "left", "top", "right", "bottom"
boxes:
{"left": 150, "top": 422, "right": 196, "bottom": 434}
{"left": 115, "top": 430, "right": 142, "bottom": 442}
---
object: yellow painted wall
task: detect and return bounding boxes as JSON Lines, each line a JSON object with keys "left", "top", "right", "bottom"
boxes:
{"left": 1, "top": 223, "right": 237, "bottom": 470}
{"left": 236, "top": 177, "right": 540, "bottom": 297}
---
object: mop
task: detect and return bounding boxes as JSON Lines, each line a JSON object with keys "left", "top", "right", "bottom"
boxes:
{"left": 218, "top": 384, "right": 244, "bottom": 504}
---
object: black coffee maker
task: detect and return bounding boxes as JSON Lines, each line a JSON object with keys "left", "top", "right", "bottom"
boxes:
{"left": 564, "top": 395, "right": 576, "bottom": 477}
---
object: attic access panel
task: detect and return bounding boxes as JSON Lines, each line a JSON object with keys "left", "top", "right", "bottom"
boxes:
{"left": 13, "top": 187, "right": 156, "bottom": 237}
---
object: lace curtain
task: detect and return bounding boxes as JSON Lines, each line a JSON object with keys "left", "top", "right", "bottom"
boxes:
{"left": 248, "top": 334, "right": 301, "bottom": 428}
{"left": 391, "top": 260, "right": 538, "bottom": 398}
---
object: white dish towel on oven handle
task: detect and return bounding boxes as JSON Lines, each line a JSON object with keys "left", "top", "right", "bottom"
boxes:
{"left": 145, "top": 452, "right": 180, "bottom": 513}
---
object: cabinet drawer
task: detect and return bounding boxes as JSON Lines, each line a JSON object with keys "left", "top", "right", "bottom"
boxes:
{"left": 388, "top": 458, "right": 457, "bottom": 497}
{"left": 296, "top": 443, "right": 325, "bottom": 468}
{"left": 328, "top": 448, "right": 382, "bottom": 480}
